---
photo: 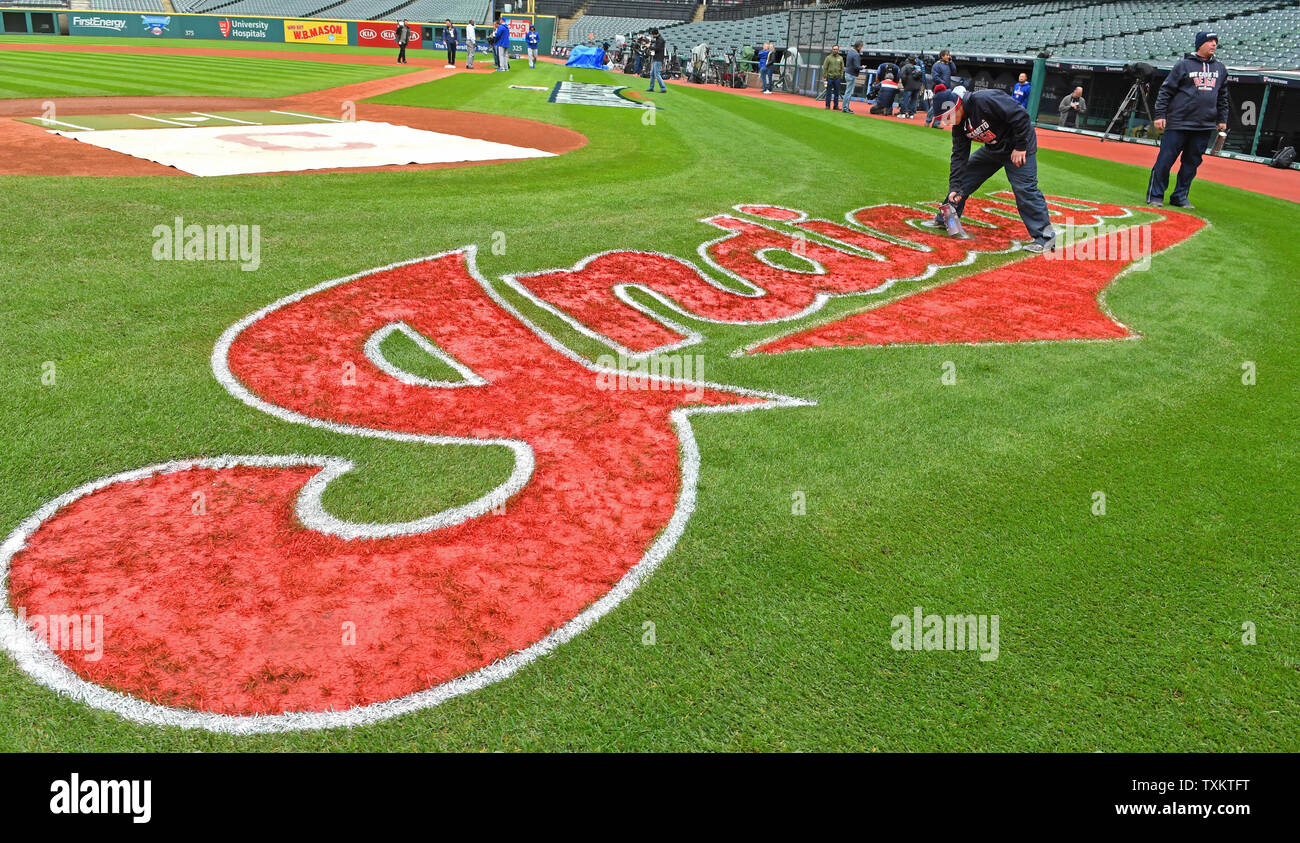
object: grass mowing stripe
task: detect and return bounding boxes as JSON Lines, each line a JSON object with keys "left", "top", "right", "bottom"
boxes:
{"left": 0, "top": 51, "right": 413, "bottom": 99}
{"left": 0, "top": 69, "right": 159, "bottom": 98}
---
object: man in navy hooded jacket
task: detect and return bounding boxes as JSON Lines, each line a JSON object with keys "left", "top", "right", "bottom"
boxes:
{"left": 1146, "top": 31, "right": 1230, "bottom": 209}
{"left": 930, "top": 50, "right": 956, "bottom": 90}
{"left": 926, "top": 88, "right": 1055, "bottom": 252}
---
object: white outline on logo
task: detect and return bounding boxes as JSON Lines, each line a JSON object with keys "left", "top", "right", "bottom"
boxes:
{"left": 362, "top": 320, "right": 489, "bottom": 389}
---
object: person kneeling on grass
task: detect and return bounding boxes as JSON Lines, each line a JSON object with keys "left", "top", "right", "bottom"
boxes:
{"left": 924, "top": 89, "right": 1056, "bottom": 253}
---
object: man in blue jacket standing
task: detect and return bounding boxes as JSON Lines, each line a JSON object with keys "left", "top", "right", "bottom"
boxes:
{"left": 1146, "top": 31, "right": 1230, "bottom": 209}
{"left": 930, "top": 50, "right": 956, "bottom": 91}
{"left": 526, "top": 24, "right": 540, "bottom": 68}
{"left": 494, "top": 17, "right": 510, "bottom": 71}
{"left": 1011, "top": 72, "right": 1031, "bottom": 108}
{"left": 758, "top": 42, "right": 774, "bottom": 93}
{"left": 925, "top": 89, "right": 1055, "bottom": 253}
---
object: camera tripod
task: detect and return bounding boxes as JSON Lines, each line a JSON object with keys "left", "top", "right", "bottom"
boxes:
{"left": 1101, "top": 80, "right": 1154, "bottom": 142}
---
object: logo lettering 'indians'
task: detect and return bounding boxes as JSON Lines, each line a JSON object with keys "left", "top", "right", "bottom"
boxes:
{"left": 0, "top": 196, "right": 1202, "bottom": 732}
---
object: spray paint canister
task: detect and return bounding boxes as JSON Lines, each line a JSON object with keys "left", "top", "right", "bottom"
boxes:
{"left": 939, "top": 202, "right": 972, "bottom": 239}
{"left": 1211, "top": 130, "right": 1228, "bottom": 155}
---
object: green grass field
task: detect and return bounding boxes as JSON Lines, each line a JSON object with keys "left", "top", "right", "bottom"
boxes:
{"left": 0, "top": 52, "right": 1296, "bottom": 751}
{"left": 0, "top": 49, "right": 413, "bottom": 98}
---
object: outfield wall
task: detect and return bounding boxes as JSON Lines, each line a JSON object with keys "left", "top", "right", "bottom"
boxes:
{"left": 0, "top": 10, "right": 556, "bottom": 53}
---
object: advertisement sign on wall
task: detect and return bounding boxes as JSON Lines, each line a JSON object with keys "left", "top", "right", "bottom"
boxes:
{"left": 140, "top": 15, "right": 169, "bottom": 36}
{"left": 284, "top": 19, "right": 348, "bottom": 45}
{"left": 505, "top": 17, "right": 530, "bottom": 42}
{"left": 58, "top": 10, "right": 553, "bottom": 51}
{"left": 68, "top": 14, "right": 129, "bottom": 35}
{"left": 215, "top": 17, "right": 277, "bottom": 41}
{"left": 357, "top": 21, "right": 420, "bottom": 49}
{"left": 500, "top": 14, "right": 554, "bottom": 51}
{"left": 66, "top": 12, "right": 284, "bottom": 41}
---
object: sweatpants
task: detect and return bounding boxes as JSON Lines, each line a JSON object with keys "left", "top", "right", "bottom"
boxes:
{"left": 942, "top": 146, "right": 1054, "bottom": 243}
{"left": 1147, "top": 127, "right": 1214, "bottom": 205}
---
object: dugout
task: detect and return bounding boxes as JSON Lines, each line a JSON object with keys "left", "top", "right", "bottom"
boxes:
{"left": 782, "top": 8, "right": 842, "bottom": 97}
{"left": 1, "top": 9, "right": 57, "bottom": 34}
{"left": 1031, "top": 58, "right": 1300, "bottom": 160}
{"left": 851, "top": 47, "right": 1299, "bottom": 164}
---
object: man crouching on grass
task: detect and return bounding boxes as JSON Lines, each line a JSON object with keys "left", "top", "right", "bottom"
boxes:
{"left": 925, "top": 88, "right": 1056, "bottom": 253}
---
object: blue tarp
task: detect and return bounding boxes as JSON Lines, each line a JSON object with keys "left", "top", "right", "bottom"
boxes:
{"left": 566, "top": 45, "right": 606, "bottom": 69}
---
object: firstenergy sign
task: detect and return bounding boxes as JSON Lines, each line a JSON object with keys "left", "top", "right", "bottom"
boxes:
{"left": 69, "top": 15, "right": 127, "bottom": 32}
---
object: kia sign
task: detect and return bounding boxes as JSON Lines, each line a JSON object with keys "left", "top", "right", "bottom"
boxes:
{"left": 358, "top": 22, "right": 420, "bottom": 49}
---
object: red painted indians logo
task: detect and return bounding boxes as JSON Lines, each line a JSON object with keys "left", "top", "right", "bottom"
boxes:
{"left": 0, "top": 196, "right": 1203, "bottom": 732}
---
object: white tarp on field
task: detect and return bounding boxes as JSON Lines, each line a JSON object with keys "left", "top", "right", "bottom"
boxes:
{"left": 53, "top": 120, "right": 554, "bottom": 177}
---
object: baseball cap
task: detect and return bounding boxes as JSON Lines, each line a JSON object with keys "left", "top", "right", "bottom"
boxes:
{"left": 931, "top": 90, "right": 961, "bottom": 122}
{"left": 1195, "top": 31, "right": 1218, "bottom": 49}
